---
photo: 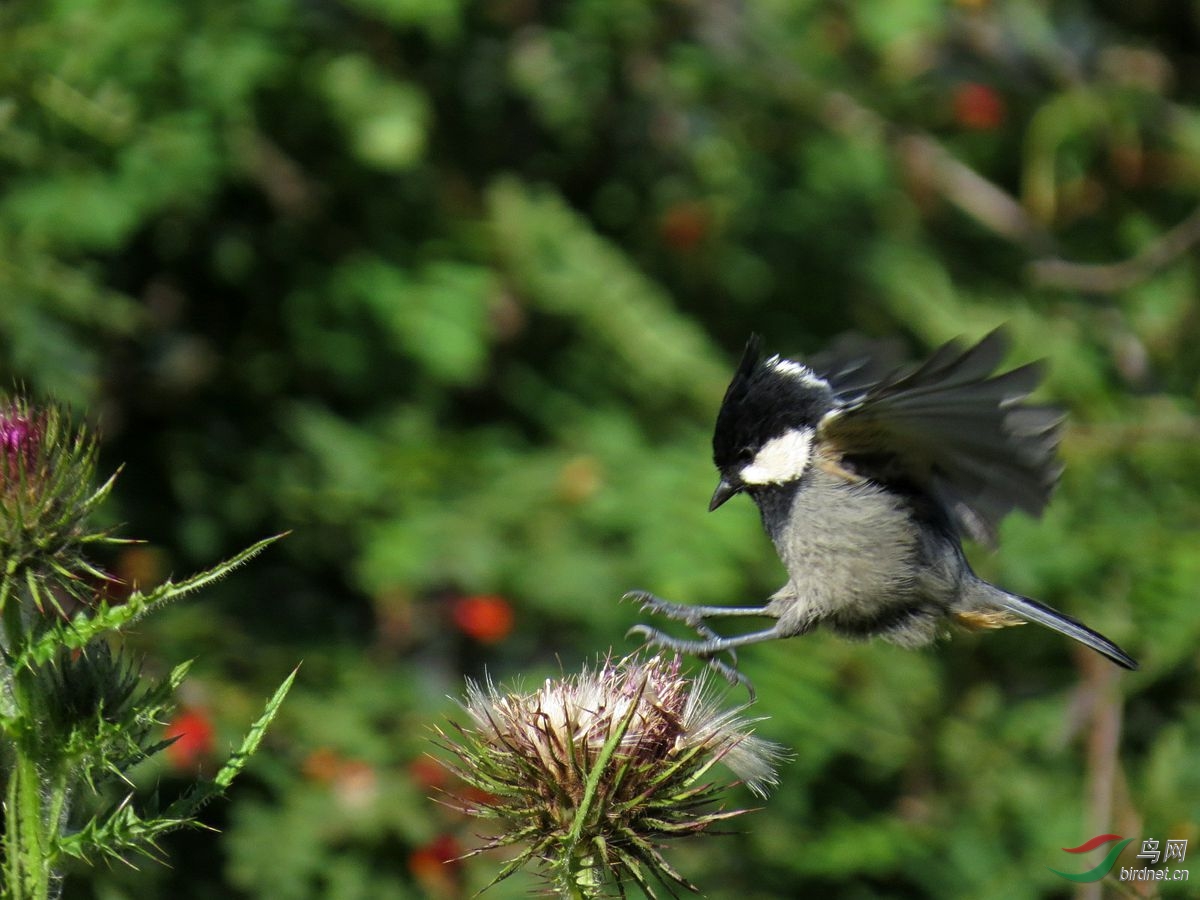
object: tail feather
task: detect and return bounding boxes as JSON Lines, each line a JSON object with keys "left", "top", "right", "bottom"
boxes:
{"left": 980, "top": 586, "right": 1139, "bottom": 670}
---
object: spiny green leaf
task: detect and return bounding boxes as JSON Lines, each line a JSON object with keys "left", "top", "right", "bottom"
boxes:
{"left": 55, "top": 792, "right": 198, "bottom": 866}
{"left": 159, "top": 666, "right": 297, "bottom": 824}
{"left": 73, "top": 465, "right": 123, "bottom": 521}
{"left": 13, "top": 535, "right": 286, "bottom": 667}
{"left": 476, "top": 844, "right": 541, "bottom": 894}
{"left": 213, "top": 663, "right": 297, "bottom": 790}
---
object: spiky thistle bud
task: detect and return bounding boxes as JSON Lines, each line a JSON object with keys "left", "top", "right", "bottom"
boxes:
{"left": 436, "top": 654, "right": 785, "bottom": 898}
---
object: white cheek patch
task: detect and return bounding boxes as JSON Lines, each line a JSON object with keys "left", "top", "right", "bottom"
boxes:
{"left": 740, "top": 427, "right": 814, "bottom": 486}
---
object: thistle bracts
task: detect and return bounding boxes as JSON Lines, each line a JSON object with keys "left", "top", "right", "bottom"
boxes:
{"left": 437, "top": 655, "right": 784, "bottom": 898}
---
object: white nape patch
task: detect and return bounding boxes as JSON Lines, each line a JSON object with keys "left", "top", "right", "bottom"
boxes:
{"left": 764, "top": 355, "right": 828, "bottom": 390}
{"left": 740, "top": 427, "right": 815, "bottom": 486}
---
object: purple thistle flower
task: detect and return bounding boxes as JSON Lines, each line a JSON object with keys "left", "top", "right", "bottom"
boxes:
{"left": 0, "top": 405, "right": 41, "bottom": 488}
{"left": 1, "top": 413, "right": 31, "bottom": 449}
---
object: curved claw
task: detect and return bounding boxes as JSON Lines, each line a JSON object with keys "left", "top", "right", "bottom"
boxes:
{"left": 623, "top": 589, "right": 707, "bottom": 626}
{"left": 623, "top": 589, "right": 673, "bottom": 615}
{"left": 626, "top": 623, "right": 708, "bottom": 654}
{"left": 703, "top": 656, "right": 756, "bottom": 700}
{"left": 625, "top": 624, "right": 737, "bottom": 664}
{"left": 625, "top": 623, "right": 658, "bottom": 642}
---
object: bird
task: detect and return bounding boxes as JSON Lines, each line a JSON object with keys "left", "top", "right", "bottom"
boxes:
{"left": 627, "top": 328, "right": 1138, "bottom": 682}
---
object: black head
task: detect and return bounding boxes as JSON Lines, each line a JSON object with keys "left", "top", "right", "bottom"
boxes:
{"left": 709, "top": 335, "right": 834, "bottom": 509}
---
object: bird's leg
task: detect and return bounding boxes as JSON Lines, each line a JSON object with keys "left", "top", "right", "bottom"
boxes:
{"left": 626, "top": 621, "right": 788, "bottom": 658}
{"left": 625, "top": 587, "right": 777, "bottom": 663}
{"left": 623, "top": 590, "right": 784, "bottom": 694}
{"left": 626, "top": 620, "right": 789, "bottom": 697}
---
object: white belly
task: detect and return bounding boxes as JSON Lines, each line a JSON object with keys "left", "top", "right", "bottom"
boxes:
{"left": 766, "top": 470, "right": 918, "bottom": 627}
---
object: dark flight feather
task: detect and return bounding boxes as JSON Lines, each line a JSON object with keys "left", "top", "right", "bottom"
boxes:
{"left": 815, "top": 329, "right": 1064, "bottom": 545}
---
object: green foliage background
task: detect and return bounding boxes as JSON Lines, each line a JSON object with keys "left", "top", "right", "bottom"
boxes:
{"left": 2, "top": 0, "right": 1198, "bottom": 897}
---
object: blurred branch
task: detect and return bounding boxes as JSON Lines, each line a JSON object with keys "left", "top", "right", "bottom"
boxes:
{"left": 1028, "top": 204, "right": 1200, "bottom": 293}
{"left": 232, "top": 129, "right": 319, "bottom": 217}
{"left": 897, "top": 132, "right": 1055, "bottom": 253}
{"left": 814, "top": 85, "right": 1200, "bottom": 296}
{"left": 815, "top": 90, "right": 1057, "bottom": 255}
{"left": 1077, "top": 653, "right": 1122, "bottom": 900}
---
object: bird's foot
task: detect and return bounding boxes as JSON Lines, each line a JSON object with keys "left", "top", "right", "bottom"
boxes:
{"left": 626, "top": 622, "right": 738, "bottom": 657}
{"left": 625, "top": 623, "right": 753, "bottom": 696}
{"left": 623, "top": 590, "right": 739, "bottom": 661}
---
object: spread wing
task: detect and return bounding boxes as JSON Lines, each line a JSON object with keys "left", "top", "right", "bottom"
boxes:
{"left": 814, "top": 329, "right": 1064, "bottom": 545}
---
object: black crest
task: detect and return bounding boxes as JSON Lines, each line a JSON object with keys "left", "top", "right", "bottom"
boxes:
{"left": 711, "top": 335, "right": 832, "bottom": 472}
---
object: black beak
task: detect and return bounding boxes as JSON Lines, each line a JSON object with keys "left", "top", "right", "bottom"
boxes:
{"left": 709, "top": 478, "right": 741, "bottom": 511}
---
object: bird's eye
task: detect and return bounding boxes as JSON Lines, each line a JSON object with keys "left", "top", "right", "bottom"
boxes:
{"left": 737, "top": 447, "right": 755, "bottom": 463}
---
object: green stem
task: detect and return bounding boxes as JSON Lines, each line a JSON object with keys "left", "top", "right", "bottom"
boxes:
{"left": 560, "top": 848, "right": 599, "bottom": 900}
{"left": 3, "top": 752, "right": 57, "bottom": 900}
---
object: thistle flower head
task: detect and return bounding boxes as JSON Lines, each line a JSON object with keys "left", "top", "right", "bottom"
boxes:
{"left": 437, "top": 654, "right": 785, "bottom": 898}
{"left": 0, "top": 393, "right": 112, "bottom": 619}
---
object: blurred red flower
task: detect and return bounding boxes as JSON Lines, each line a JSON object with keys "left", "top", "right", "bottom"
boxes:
{"left": 302, "top": 746, "right": 344, "bottom": 783}
{"left": 408, "top": 755, "right": 449, "bottom": 790}
{"left": 164, "top": 707, "right": 215, "bottom": 770}
{"left": 409, "top": 833, "right": 463, "bottom": 896}
{"left": 451, "top": 594, "right": 514, "bottom": 644}
{"left": 953, "top": 82, "right": 1006, "bottom": 130}
{"left": 659, "top": 201, "right": 711, "bottom": 252}
{"left": 301, "top": 747, "right": 379, "bottom": 809}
